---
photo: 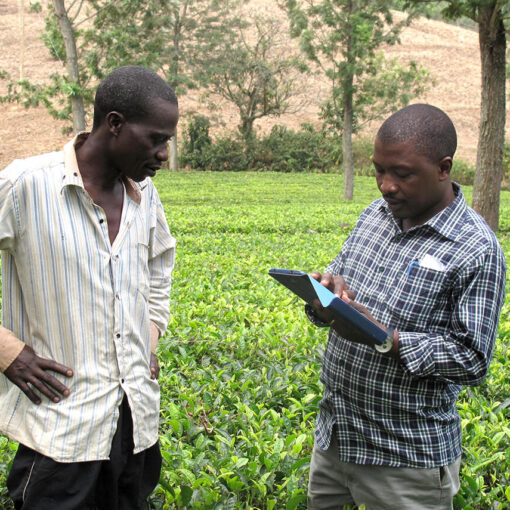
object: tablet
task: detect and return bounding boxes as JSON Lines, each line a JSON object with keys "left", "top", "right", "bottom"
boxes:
{"left": 268, "top": 268, "right": 388, "bottom": 346}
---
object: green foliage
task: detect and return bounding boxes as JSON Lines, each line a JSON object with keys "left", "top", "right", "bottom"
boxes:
{"left": 392, "top": 0, "right": 476, "bottom": 29}
{"left": 252, "top": 125, "right": 340, "bottom": 172}
{"left": 283, "top": 0, "right": 430, "bottom": 198}
{"left": 41, "top": 3, "right": 66, "bottom": 61}
{"left": 181, "top": 115, "right": 213, "bottom": 170}
{"left": 1, "top": 0, "right": 246, "bottom": 131}
{"left": 451, "top": 159, "right": 476, "bottom": 186}
{"left": 179, "top": 122, "right": 341, "bottom": 172}
{"left": 198, "top": 15, "right": 308, "bottom": 142}
{"left": 284, "top": 0, "right": 429, "bottom": 134}
{"left": 1, "top": 173, "right": 510, "bottom": 509}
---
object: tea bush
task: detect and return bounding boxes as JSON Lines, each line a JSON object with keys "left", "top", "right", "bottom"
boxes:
{"left": 0, "top": 173, "right": 508, "bottom": 509}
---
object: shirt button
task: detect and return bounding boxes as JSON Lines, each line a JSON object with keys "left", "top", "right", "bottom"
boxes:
{"left": 99, "top": 218, "right": 104, "bottom": 224}
{"left": 115, "top": 293, "right": 120, "bottom": 300}
{"left": 379, "top": 266, "right": 385, "bottom": 272}
{"left": 116, "top": 333, "right": 120, "bottom": 338}
{"left": 121, "top": 378, "right": 125, "bottom": 383}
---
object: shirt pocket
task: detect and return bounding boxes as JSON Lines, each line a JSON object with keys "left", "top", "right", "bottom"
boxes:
{"left": 385, "top": 265, "right": 450, "bottom": 330}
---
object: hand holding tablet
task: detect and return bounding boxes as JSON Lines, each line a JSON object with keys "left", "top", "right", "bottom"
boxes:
{"left": 269, "top": 268, "right": 390, "bottom": 347}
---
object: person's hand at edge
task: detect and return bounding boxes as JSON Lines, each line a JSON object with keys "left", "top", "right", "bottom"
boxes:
{"left": 150, "top": 352, "right": 160, "bottom": 380}
{"left": 309, "top": 271, "right": 355, "bottom": 323}
{"left": 3, "top": 345, "right": 73, "bottom": 405}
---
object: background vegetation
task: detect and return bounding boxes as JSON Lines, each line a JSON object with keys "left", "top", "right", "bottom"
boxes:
{"left": 1, "top": 172, "right": 508, "bottom": 509}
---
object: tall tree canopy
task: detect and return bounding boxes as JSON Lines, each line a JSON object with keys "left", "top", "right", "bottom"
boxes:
{"left": 283, "top": 0, "right": 429, "bottom": 199}
{"left": 198, "top": 14, "right": 307, "bottom": 142}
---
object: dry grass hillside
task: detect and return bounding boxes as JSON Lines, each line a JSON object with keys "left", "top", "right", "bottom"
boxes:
{"left": 1, "top": 0, "right": 508, "bottom": 168}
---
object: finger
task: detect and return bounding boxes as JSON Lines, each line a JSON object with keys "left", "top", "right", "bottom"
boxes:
{"left": 312, "top": 298, "right": 324, "bottom": 311}
{"left": 320, "top": 273, "right": 333, "bottom": 287}
{"left": 27, "top": 376, "right": 62, "bottom": 403}
{"left": 38, "top": 372, "right": 71, "bottom": 397}
{"left": 38, "top": 359, "right": 73, "bottom": 378}
{"left": 17, "top": 381, "right": 42, "bottom": 405}
{"left": 310, "top": 271, "right": 322, "bottom": 281}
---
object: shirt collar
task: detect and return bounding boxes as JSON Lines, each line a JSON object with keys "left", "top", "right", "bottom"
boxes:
{"left": 380, "top": 182, "right": 466, "bottom": 241}
{"left": 61, "top": 132, "right": 144, "bottom": 205}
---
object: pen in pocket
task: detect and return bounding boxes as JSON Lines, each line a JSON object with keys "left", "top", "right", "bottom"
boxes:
{"left": 407, "top": 260, "right": 418, "bottom": 275}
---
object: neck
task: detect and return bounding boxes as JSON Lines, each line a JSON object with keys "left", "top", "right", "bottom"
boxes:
{"left": 75, "top": 131, "right": 121, "bottom": 190}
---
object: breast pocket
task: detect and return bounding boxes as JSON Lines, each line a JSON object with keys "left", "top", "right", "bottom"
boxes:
{"left": 386, "top": 265, "right": 451, "bottom": 330}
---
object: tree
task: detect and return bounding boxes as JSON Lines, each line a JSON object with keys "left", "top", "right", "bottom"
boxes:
{"left": 1, "top": 0, "right": 242, "bottom": 139}
{"left": 52, "top": 0, "right": 86, "bottom": 133}
{"left": 402, "top": 1, "right": 508, "bottom": 230}
{"left": 284, "top": 0, "right": 429, "bottom": 199}
{"left": 198, "top": 15, "right": 307, "bottom": 143}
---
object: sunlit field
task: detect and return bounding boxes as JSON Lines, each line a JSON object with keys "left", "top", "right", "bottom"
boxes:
{"left": 1, "top": 172, "right": 509, "bottom": 509}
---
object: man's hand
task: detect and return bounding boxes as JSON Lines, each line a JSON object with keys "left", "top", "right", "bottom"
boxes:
{"left": 150, "top": 352, "right": 160, "bottom": 380}
{"left": 309, "top": 272, "right": 355, "bottom": 323}
{"left": 3, "top": 345, "right": 73, "bottom": 405}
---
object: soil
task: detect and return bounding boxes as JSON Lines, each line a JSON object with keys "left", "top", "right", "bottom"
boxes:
{"left": 0, "top": 0, "right": 507, "bottom": 168}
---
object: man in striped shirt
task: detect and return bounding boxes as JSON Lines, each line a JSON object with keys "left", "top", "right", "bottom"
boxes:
{"left": 0, "top": 66, "right": 178, "bottom": 509}
{"left": 306, "top": 104, "right": 506, "bottom": 509}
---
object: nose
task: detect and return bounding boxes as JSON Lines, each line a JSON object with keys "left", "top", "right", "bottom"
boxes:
{"left": 378, "top": 174, "right": 398, "bottom": 195}
{"left": 156, "top": 144, "right": 169, "bottom": 162}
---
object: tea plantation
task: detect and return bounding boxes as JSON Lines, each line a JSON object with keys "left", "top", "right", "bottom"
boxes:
{"left": 1, "top": 172, "right": 509, "bottom": 509}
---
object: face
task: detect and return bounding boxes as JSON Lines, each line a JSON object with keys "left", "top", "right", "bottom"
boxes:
{"left": 372, "top": 137, "right": 454, "bottom": 230}
{"left": 108, "top": 98, "right": 179, "bottom": 182}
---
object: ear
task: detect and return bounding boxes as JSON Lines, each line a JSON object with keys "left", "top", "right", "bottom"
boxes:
{"left": 106, "top": 111, "right": 126, "bottom": 136}
{"left": 438, "top": 156, "right": 453, "bottom": 181}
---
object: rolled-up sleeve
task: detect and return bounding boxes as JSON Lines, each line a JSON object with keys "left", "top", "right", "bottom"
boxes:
{"left": 398, "top": 247, "right": 506, "bottom": 385}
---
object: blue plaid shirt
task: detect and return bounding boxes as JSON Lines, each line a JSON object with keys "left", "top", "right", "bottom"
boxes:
{"left": 316, "top": 184, "right": 506, "bottom": 468}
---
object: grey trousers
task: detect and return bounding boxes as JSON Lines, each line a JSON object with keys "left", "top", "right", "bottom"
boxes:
{"left": 307, "top": 433, "right": 461, "bottom": 510}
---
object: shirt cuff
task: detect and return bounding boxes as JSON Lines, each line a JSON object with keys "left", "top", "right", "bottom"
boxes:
{"left": 0, "top": 326, "right": 25, "bottom": 372}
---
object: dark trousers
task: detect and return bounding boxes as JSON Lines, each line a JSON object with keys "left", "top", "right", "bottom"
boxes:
{"left": 7, "top": 396, "right": 162, "bottom": 510}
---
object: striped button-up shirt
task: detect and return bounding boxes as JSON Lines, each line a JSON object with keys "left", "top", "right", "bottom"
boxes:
{"left": 316, "top": 184, "right": 506, "bottom": 468}
{"left": 0, "top": 135, "right": 175, "bottom": 462}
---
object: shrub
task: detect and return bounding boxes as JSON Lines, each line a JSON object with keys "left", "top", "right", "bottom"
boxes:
{"left": 208, "top": 136, "right": 251, "bottom": 172}
{"left": 179, "top": 120, "right": 342, "bottom": 172}
{"left": 180, "top": 115, "right": 213, "bottom": 170}
{"left": 252, "top": 124, "right": 340, "bottom": 173}
{"left": 451, "top": 159, "right": 475, "bottom": 186}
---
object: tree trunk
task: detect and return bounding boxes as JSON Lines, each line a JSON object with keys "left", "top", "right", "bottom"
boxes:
{"left": 472, "top": 4, "right": 506, "bottom": 231}
{"left": 342, "top": 0, "right": 354, "bottom": 201}
{"left": 18, "top": 0, "right": 24, "bottom": 80}
{"left": 52, "top": 0, "right": 86, "bottom": 133}
{"left": 342, "top": 89, "right": 354, "bottom": 200}
{"left": 170, "top": 132, "right": 178, "bottom": 171}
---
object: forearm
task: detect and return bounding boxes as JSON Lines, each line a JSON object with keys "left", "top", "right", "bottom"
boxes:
{"left": 0, "top": 325, "right": 25, "bottom": 372}
{"left": 149, "top": 322, "right": 160, "bottom": 353}
{"left": 398, "top": 330, "right": 495, "bottom": 385}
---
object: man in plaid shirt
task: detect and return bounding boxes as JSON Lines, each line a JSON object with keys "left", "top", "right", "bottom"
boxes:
{"left": 306, "top": 104, "right": 506, "bottom": 509}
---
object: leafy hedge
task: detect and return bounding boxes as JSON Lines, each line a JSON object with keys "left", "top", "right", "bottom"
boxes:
{"left": 180, "top": 117, "right": 340, "bottom": 173}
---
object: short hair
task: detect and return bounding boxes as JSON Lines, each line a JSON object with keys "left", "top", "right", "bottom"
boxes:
{"left": 92, "top": 66, "right": 178, "bottom": 130}
{"left": 376, "top": 104, "right": 457, "bottom": 163}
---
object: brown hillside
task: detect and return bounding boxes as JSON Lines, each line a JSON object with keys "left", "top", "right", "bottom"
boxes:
{"left": 0, "top": 0, "right": 507, "bottom": 168}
